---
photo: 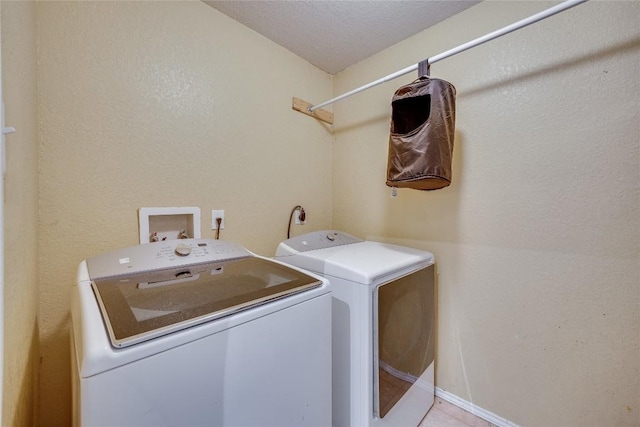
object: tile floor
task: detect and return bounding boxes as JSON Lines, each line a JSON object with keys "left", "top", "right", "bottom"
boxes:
{"left": 419, "top": 397, "right": 499, "bottom": 427}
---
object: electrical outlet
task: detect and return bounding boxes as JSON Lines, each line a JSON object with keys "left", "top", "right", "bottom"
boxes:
{"left": 294, "top": 209, "right": 305, "bottom": 225}
{"left": 212, "top": 210, "right": 225, "bottom": 230}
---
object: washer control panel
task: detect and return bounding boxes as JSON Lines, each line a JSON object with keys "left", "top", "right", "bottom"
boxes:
{"left": 86, "top": 238, "right": 252, "bottom": 280}
{"left": 278, "top": 230, "right": 363, "bottom": 253}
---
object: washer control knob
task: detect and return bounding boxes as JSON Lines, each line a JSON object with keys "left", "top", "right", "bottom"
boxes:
{"left": 175, "top": 244, "right": 192, "bottom": 257}
{"left": 326, "top": 233, "right": 336, "bottom": 241}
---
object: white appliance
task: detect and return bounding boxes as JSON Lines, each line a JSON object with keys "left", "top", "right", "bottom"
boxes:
{"left": 276, "top": 230, "right": 435, "bottom": 427}
{"left": 71, "top": 238, "right": 332, "bottom": 427}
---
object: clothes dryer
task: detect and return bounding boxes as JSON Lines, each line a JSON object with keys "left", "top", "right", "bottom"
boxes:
{"left": 276, "top": 230, "right": 435, "bottom": 427}
{"left": 71, "top": 238, "right": 331, "bottom": 427}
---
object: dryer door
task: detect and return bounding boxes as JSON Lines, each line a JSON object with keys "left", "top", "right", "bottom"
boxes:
{"left": 92, "top": 257, "right": 321, "bottom": 348}
{"left": 373, "top": 264, "right": 435, "bottom": 418}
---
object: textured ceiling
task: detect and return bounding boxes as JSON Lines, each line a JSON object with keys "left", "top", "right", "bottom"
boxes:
{"left": 203, "top": 1, "right": 480, "bottom": 74}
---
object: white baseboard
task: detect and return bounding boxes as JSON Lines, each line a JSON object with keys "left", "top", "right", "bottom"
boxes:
{"left": 434, "top": 387, "right": 520, "bottom": 427}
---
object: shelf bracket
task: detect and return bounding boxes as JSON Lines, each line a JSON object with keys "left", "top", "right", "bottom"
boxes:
{"left": 292, "top": 97, "right": 333, "bottom": 125}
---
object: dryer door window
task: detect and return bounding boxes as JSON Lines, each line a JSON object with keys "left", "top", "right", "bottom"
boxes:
{"left": 373, "top": 264, "right": 435, "bottom": 418}
{"left": 92, "top": 257, "right": 321, "bottom": 348}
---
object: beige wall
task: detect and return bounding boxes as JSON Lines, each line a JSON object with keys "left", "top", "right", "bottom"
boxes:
{"left": 1, "top": 1, "right": 40, "bottom": 426}
{"left": 333, "top": 1, "right": 639, "bottom": 426}
{"left": 36, "top": 1, "right": 333, "bottom": 424}
{"left": 6, "top": 1, "right": 639, "bottom": 425}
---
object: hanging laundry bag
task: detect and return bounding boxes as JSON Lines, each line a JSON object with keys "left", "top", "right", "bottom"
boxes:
{"left": 386, "top": 76, "right": 456, "bottom": 190}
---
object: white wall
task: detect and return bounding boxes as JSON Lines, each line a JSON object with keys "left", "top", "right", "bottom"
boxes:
{"left": 333, "top": 1, "right": 639, "bottom": 426}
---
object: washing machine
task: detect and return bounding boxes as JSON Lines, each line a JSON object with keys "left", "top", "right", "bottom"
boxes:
{"left": 276, "top": 230, "right": 435, "bottom": 427}
{"left": 71, "top": 238, "right": 332, "bottom": 427}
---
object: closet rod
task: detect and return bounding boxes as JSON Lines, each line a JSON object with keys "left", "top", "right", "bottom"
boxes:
{"left": 308, "top": 0, "right": 589, "bottom": 114}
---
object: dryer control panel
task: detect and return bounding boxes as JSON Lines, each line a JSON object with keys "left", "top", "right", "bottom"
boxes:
{"left": 87, "top": 238, "right": 251, "bottom": 280}
{"left": 277, "top": 230, "right": 363, "bottom": 254}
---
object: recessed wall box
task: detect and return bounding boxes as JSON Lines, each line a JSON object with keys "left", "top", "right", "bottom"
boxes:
{"left": 138, "top": 207, "right": 201, "bottom": 244}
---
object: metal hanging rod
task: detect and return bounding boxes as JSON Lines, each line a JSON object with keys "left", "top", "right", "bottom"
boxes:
{"left": 295, "top": 0, "right": 589, "bottom": 122}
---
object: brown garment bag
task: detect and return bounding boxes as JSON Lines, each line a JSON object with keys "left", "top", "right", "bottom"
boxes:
{"left": 386, "top": 76, "right": 456, "bottom": 190}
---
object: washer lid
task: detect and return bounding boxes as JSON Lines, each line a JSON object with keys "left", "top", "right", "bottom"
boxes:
{"left": 281, "top": 241, "right": 434, "bottom": 285}
{"left": 92, "top": 257, "right": 322, "bottom": 348}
